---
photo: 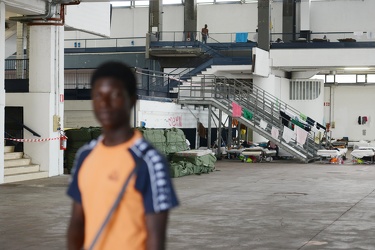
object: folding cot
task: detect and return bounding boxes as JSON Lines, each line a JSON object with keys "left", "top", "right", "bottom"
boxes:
{"left": 241, "top": 147, "right": 277, "bottom": 162}
{"left": 351, "top": 147, "right": 375, "bottom": 164}
{"left": 317, "top": 148, "right": 347, "bottom": 164}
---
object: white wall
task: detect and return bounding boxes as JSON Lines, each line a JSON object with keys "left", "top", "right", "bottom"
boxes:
{"left": 65, "top": 3, "right": 261, "bottom": 43}
{"left": 65, "top": 2, "right": 111, "bottom": 37}
{"left": 64, "top": 99, "right": 226, "bottom": 130}
{"left": 165, "top": 5, "right": 185, "bottom": 30}
{"left": 253, "top": 74, "right": 279, "bottom": 98}
{"left": 279, "top": 79, "right": 324, "bottom": 125}
{"left": 197, "top": 3, "right": 257, "bottom": 41}
{"left": 65, "top": 0, "right": 375, "bottom": 43}
{"left": 111, "top": 7, "right": 148, "bottom": 38}
{"left": 270, "top": 48, "right": 375, "bottom": 68}
{"left": 327, "top": 85, "right": 375, "bottom": 141}
{"left": 6, "top": 93, "right": 61, "bottom": 175}
{"left": 252, "top": 74, "right": 280, "bottom": 143}
{"left": 138, "top": 99, "right": 221, "bottom": 129}
{"left": 5, "top": 32, "right": 16, "bottom": 59}
{"left": 252, "top": 74, "right": 324, "bottom": 142}
{"left": 310, "top": 0, "right": 375, "bottom": 33}
{"left": 65, "top": 100, "right": 100, "bottom": 128}
{"left": 252, "top": 48, "right": 270, "bottom": 77}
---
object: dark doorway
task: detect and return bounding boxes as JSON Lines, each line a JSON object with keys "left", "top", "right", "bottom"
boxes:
{"left": 5, "top": 107, "right": 24, "bottom": 152}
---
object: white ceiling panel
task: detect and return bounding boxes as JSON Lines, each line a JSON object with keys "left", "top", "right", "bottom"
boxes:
{"left": 4, "top": 0, "right": 46, "bottom": 15}
{"left": 65, "top": 2, "right": 111, "bottom": 37}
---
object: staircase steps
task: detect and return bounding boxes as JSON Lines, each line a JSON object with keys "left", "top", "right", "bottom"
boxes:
{"left": 3, "top": 146, "right": 48, "bottom": 183}
{"left": 5, "top": 165, "right": 40, "bottom": 175}
{"left": 5, "top": 158, "right": 31, "bottom": 167}
{"left": 4, "top": 152, "right": 24, "bottom": 160}
{"left": 177, "top": 75, "right": 322, "bottom": 162}
{"left": 4, "top": 172, "right": 49, "bottom": 183}
{"left": 4, "top": 146, "right": 15, "bottom": 153}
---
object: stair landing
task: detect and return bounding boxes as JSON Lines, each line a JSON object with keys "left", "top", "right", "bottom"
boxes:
{"left": 3, "top": 146, "right": 48, "bottom": 183}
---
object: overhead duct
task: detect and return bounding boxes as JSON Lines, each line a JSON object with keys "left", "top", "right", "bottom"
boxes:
{"left": 8, "top": 0, "right": 80, "bottom": 23}
{"left": 9, "top": 1, "right": 56, "bottom": 22}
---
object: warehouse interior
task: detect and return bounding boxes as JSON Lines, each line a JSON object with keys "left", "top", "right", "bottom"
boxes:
{"left": 1, "top": 0, "right": 375, "bottom": 249}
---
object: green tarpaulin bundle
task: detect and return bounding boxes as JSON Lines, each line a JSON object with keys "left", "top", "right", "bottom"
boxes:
{"left": 171, "top": 154, "right": 216, "bottom": 169}
{"left": 65, "top": 128, "right": 92, "bottom": 142}
{"left": 166, "top": 142, "right": 188, "bottom": 154}
{"left": 170, "top": 161, "right": 195, "bottom": 178}
{"left": 165, "top": 128, "right": 186, "bottom": 143}
{"left": 90, "top": 127, "right": 102, "bottom": 139}
{"left": 170, "top": 153, "right": 216, "bottom": 177}
{"left": 142, "top": 129, "right": 166, "bottom": 143}
{"left": 165, "top": 128, "right": 188, "bottom": 154}
{"left": 65, "top": 128, "right": 93, "bottom": 173}
{"left": 138, "top": 128, "right": 167, "bottom": 155}
{"left": 151, "top": 142, "right": 167, "bottom": 155}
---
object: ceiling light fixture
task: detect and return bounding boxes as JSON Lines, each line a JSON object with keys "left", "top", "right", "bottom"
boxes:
{"left": 344, "top": 67, "right": 370, "bottom": 71}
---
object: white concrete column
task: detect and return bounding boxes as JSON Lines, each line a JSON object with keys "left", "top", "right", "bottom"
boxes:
{"left": 27, "top": 25, "right": 64, "bottom": 176}
{"left": 0, "top": 2, "right": 6, "bottom": 184}
{"left": 300, "top": 0, "right": 311, "bottom": 31}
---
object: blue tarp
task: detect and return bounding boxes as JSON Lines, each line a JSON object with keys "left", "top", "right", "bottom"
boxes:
{"left": 236, "top": 33, "right": 248, "bottom": 43}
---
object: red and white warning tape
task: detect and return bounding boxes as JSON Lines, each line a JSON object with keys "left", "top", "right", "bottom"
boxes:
{"left": 5, "top": 137, "right": 60, "bottom": 142}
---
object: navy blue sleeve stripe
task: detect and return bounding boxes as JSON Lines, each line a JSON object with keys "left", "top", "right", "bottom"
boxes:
{"left": 66, "top": 140, "right": 97, "bottom": 203}
{"left": 131, "top": 139, "right": 179, "bottom": 214}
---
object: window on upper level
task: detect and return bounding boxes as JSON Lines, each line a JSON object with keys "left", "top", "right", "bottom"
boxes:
{"left": 134, "top": 0, "right": 149, "bottom": 6}
{"left": 110, "top": 0, "right": 261, "bottom": 7}
{"left": 197, "top": 0, "right": 214, "bottom": 3}
{"left": 216, "top": 0, "right": 240, "bottom": 2}
{"left": 111, "top": 1, "right": 131, "bottom": 7}
{"left": 163, "top": 0, "right": 183, "bottom": 4}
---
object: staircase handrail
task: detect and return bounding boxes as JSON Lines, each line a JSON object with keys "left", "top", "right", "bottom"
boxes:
{"left": 191, "top": 74, "right": 319, "bottom": 125}
{"left": 177, "top": 80, "right": 319, "bottom": 160}
{"left": 178, "top": 74, "right": 322, "bottom": 152}
{"left": 7, "top": 116, "right": 41, "bottom": 137}
{"left": 159, "top": 33, "right": 235, "bottom": 78}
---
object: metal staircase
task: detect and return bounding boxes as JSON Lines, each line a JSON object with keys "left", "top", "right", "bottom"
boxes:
{"left": 177, "top": 75, "right": 322, "bottom": 163}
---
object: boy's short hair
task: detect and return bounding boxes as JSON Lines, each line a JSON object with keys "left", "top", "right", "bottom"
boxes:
{"left": 91, "top": 61, "right": 137, "bottom": 98}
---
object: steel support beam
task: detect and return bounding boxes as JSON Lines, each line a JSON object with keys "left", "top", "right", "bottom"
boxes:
{"left": 217, "top": 110, "right": 222, "bottom": 158}
{"left": 283, "top": 0, "right": 296, "bottom": 42}
{"left": 0, "top": 2, "right": 5, "bottom": 184}
{"left": 227, "top": 116, "right": 232, "bottom": 148}
{"left": 208, "top": 105, "right": 212, "bottom": 149}
{"left": 149, "top": 0, "right": 163, "bottom": 40}
{"left": 258, "top": 0, "right": 270, "bottom": 51}
{"left": 184, "top": 0, "right": 197, "bottom": 42}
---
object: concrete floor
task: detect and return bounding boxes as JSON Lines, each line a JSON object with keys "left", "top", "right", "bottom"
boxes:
{"left": 1, "top": 160, "right": 375, "bottom": 249}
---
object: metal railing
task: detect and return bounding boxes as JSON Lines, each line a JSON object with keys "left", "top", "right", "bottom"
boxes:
{"left": 64, "top": 31, "right": 375, "bottom": 51}
{"left": 64, "top": 68, "right": 174, "bottom": 98}
{"left": 64, "top": 69, "right": 94, "bottom": 89}
{"left": 6, "top": 116, "right": 41, "bottom": 138}
{"left": 270, "top": 31, "right": 375, "bottom": 43}
{"left": 155, "top": 31, "right": 256, "bottom": 44}
{"left": 178, "top": 74, "right": 322, "bottom": 161}
{"left": 64, "top": 32, "right": 256, "bottom": 50}
{"left": 5, "top": 59, "right": 29, "bottom": 79}
{"left": 135, "top": 68, "right": 173, "bottom": 97}
{"left": 64, "top": 37, "right": 147, "bottom": 49}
